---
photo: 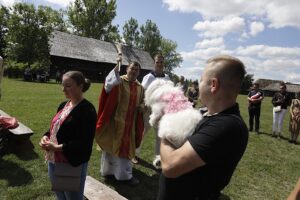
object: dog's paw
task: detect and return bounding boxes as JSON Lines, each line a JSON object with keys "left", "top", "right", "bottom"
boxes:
{"left": 152, "top": 155, "right": 161, "bottom": 169}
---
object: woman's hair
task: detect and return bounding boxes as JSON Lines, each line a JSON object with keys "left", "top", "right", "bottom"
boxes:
{"left": 192, "top": 80, "right": 198, "bottom": 86}
{"left": 280, "top": 82, "right": 286, "bottom": 88}
{"left": 63, "top": 71, "right": 91, "bottom": 92}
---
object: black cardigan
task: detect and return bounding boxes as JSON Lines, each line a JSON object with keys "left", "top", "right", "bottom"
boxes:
{"left": 44, "top": 99, "right": 97, "bottom": 167}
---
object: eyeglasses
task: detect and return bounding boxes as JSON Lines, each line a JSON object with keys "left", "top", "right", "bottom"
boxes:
{"left": 156, "top": 61, "right": 163, "bottom": 64}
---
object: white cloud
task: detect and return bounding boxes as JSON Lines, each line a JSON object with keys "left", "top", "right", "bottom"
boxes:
{"left": 284, "top": 72, "right": 300, "bottom": 83}
{"left": 163, "top": 0, "right": 300, "bottom": 29}
{"left": 266, "top": 1, "right": 300, "bottom": 29}
{"left": 195, "top": 37, "right": 224, "bottom": 49}
{"left": 162, "top": 0, "right": 266, "bottom": 18}
{"left": 261, "top": 59, "right": 300, "bottom": 71}
{"left": 46, "top": 0, "right": 72, "bottom": 7}
{"left": 0, "top": 0, "right": 19, "bottom": 7}
{"left": 178, "top": 44, "right": 300, "bottom": 84}
{"left": 249, "top": 21, "right": 264, "bottom": 36}
{"left": 236, "top": 45, "right": 300, "bottom": 59}
{"left": 193, "top": 16, "right": 245, "bottom": 38}
{"left": 0, "top": 0, "right": 73, "bottom": 7}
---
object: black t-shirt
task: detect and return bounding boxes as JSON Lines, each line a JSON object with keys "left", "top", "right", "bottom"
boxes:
{"left": 157, "top": 104, "right": 249, "bottom": 200}
{"left": 248, "top": 89, "right": 264, "bottom": 108}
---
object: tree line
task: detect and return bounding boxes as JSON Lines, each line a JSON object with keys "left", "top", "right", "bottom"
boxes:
{"left": 0, "top": 0, "right": 182, "bottom": 78}
{"left": 0, "top": 0, "right": 252, "bottom": 92}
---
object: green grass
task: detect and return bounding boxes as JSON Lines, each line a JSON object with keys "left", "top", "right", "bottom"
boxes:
{"left": 0, "top": 78, "right": 299, "bottom": 200}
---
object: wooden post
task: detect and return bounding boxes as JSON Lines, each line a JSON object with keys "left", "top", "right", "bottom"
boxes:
{"left": 116, "top": 43, "right": 122, "bottom": 72}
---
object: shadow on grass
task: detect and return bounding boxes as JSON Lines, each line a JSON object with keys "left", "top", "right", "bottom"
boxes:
{"left": 0, "top": 158, "right": 33, "bottom": 187}
{"left": 15, "top": 79, "right": 59, "bottom": 85}
{"left": 101, "top": 159, "right": 160, "bottom": 200}
{"left": 2, "top": 138, "right": 39, "bottom": 161}
{"left": 258, "top": 131, "right": 298, "bottom": 144}
{"left": 219, "top": 193, "right": 231, "bottom": 200}
{"left": 137, "top": 157, "right": 161, "bottom": 172}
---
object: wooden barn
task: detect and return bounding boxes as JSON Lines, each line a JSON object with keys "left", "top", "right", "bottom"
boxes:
{"left": 262, "top": 82, "right": 300, "bottom": 98}
{"left": 49, "top": 31, "right": 153, "bottom": 82}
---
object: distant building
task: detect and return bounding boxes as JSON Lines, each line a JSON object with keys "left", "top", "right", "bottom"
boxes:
{"left": 262, "top": 82, "right": 300, "bottom": 97}
{"left": 254, "top": 78, "right": 283, "bottom": 89}
{"left": 49, "top": 31, "right": 153, "bottom": 82}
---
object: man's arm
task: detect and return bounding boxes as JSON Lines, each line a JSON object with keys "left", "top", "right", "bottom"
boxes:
{"left": 160, "top": 139, "right": 205, "bottom": 178}
{"left": 104, "top": 65, "right": 120, "bottom": 93}
{"left": 287, "top": 178, "right": 300, "bottom": 200}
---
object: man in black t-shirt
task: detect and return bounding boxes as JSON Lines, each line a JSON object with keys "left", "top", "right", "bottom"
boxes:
{"left": 158, "top": 55, "right": 249, "bottom": 200}
{"left": 247, "top": 83, "right": 264, "bottom": 133}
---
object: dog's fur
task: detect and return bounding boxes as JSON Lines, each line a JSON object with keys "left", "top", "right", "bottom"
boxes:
{"left": 145, "top": 79, "right": 202, "bottom": 148}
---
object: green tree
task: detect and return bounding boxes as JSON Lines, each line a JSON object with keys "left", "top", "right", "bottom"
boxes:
{"left": 241, "top": 73, "right": 254, "bottom": 94}
{"left": 122, "top": 17, "right": 140, "bottom": 46}
{"left": 37, "top": 6, "right": 67, "bottom": 32}
{"left": 6, "top": 3, "right": 39, "bottom": 67}
{"left": 6, "top": 3, "right": 66, "bottom": 72}
{"left": 160, "top": 38, "right": 182, "bottom": 73}
{"left": 139, "top": 19, "right": 162, "bottom": 57}
{"left": 0, "top": 5, "right": 10, "bottom": 57}
{"left": 67, "top": 0, "right": 120, "bottom": 41}
{"left": 122, "top": 19, "right": 182, "bottom": 73}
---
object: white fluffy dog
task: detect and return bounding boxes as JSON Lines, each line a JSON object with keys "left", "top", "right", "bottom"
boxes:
{"left": 145, "top": 79, "right": 203, "bottom": 148}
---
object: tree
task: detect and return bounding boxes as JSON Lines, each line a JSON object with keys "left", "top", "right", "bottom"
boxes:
{"left": 67, "top": 0, "right": 120, "bottom": 41}
{"left": 160, "top": 38, "right": 182, "bottom": 73}
{"left": 6, "top": 3, "right": 66, "bottom": 72}
{"left": 0, "top": 5, "right": 10, "bottom": 57}
{"left": 123, "top": 17, "right": 140, "bottom": 46}
{"left": 241, "top": 73, "right": 254, "bottom": 94}
{"left": 139, "top": 19, "right": 162, "bottom": 57}
{"left": 37, "top": 6, "right": 67, "bottom": 32}
{"left": 6, "top": 3, "right": 39, "bottom": 67}
{"left": 122, "top": 18, "right": 182, "bottom": 73}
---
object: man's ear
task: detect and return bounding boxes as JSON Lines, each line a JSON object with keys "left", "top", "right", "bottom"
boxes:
{"left": 210, "top": 78, "right": 219, "bottom": 93}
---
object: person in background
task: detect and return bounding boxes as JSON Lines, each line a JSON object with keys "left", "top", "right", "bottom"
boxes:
{"left": 247, "top": 83, "right": 264, "bottom": 133}
{"left": 186, "top": 80, "right": 199, "bottom": 108}
{"left": 272, "top": 82, "right": 292, "bottom": 138}
{"left": 39, "top": 71, "right": 97, "bottom": 200}
{"left": 158, "top": 55, "right": 248, "bottom": 200}
{"left": 134, "top": 54, "right": 170, "bottom": 168}
{"left": 176, "top": 76, "right": 187, "bottom": 93}
{"left": 95, "top": 57, "right": 144, "bottom": 185}
{"left": 289, "top": 92, "right": 300, "bottom": 144}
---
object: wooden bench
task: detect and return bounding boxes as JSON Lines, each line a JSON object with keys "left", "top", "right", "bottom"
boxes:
{"left": 84, "top": 176, "right": 127, "bottom": 200}
{"left": 0, "top": 109, "right": 34, "bottom": 155}
{"left": 0, "top": 109, "right": 33, "bottom": 138}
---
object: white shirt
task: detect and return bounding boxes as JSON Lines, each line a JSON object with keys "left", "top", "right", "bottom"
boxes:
{"left": 142, "top": 72, "right": 170, "bottom": 90}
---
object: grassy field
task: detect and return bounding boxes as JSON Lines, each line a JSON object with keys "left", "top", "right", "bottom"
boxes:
{"left": 0, "top": 77, "right": 299, "bottom": 200}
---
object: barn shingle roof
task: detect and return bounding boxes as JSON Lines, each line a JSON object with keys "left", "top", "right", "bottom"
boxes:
{"left": 263, "top": 82, "right": 300, "bottom": 93}
{"left": 49, "top": 31, "right": 153, "bottom": 70}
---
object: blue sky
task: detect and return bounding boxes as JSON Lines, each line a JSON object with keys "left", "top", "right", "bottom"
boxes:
{"left": 2, "top": 0, "right": 300, "bottom": 83}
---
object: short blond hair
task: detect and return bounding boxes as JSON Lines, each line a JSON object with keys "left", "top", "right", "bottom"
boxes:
{"left": 207, "top": 55, "right": 246, "bottom": 92}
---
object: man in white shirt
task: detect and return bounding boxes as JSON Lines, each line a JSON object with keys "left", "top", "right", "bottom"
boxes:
{"left": 134, "top": 54, "right": 170, "bottom": 169}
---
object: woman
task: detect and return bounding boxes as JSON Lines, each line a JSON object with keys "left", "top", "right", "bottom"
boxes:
{"left": 271, "top": 82, "right": 292, "bottom": 138}
{"left": 95, "top": 59, "right": 144, "bottom": 185}
{"left": 186, "top": 81, "right": 199, "bottom": 107}
{"left": 39, "top": 71, "right": 97, "bottom": 200}
{"left": 289, "top": 92, "right": 300, "bottom": 144}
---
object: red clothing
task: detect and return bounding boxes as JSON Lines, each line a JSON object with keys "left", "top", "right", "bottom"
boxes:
{"left": 95, "top": 75, "right": 144, "bottom": 159}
